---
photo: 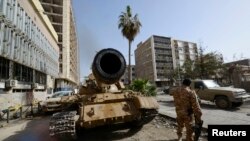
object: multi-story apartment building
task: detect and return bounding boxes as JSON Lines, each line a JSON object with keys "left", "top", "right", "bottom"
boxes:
{"left": 0, "top": 0, "right": 59, "bottom": 109}
{"left": 121, "top": 65, "right": 136, "bottom": 85}
{"left": 40, "top": 0, "right": 79, "bottom": 91}
{"left": 172, "top": 39, "right": 198, "bottom": 70}
{"left": 135, "top": 35, "right": 173, "bottom": 87}
{"left": 135, "top": 35, "right": 198, "bottom": 87}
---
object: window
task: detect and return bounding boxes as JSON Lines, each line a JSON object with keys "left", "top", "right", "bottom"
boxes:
{"left": 59, "top": 64, "right": 62, "bottom": 73}
{"left": 203, "top": 80, "right": 220, "bottom": 88}
{"left": 59, "top": 54, "right": 62, "bottom": 61}
{"left": 194, "top": 82, "right": 204, "bottom": 89}
{"left": 58, "top": 34, "right": 62, "bottom": 42}
{"left": 58, "top": 44, "right": 63, "bottom": 52}
{"left": 13, "top": 62, "right": 33, "bottom": 82}
{"left": 0, "top": 57, "right": 10, "bottom": 79}
{"left": 35, "top": 71, "right": 46, "bottom": 84}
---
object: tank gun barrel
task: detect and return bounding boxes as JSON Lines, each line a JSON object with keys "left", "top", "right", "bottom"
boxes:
{"left": 92, "top": 48, "right": 126, "bottom": 84}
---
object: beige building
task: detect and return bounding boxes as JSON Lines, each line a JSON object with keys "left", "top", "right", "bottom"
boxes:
{"left": 135, "top": 35, "right": 173, "bottom": 87}
{"left": 135, "top": 35, "right": 198, "bottom": 87}
{"left": 225, "top": 59, "right": 250, "bottom": 92}
{"left": 40, "top": 0, "right": 79, "bottom": 91}
{"left": 0, "top": 0, "right": 59, "bottom": 109}
{"left": 172, "top": 39, "right": 198, "bottom": 69}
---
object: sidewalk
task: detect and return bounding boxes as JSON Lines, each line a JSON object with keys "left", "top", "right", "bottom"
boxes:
{"left": 0, "top": 105, "right": 39, "bottom": 128}
{"left": 157, "top": 104, "right": 209, "bottom": 135}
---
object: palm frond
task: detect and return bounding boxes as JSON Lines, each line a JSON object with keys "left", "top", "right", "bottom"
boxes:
{"left": 118, "top": 5, "right": 141, "bottom": 42}
{"left": 129, "top": 79, "right": 156, "bottom": 96}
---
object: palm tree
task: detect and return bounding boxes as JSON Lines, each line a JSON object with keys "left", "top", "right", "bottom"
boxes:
{"left": 129, "top": 79, "right": 157, "bottom": 96}
{"left": 118, "top": 5, "right": 141, "bottom": 84}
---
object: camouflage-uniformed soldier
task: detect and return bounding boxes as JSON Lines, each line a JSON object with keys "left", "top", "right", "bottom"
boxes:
{"left": 172, "top": 79, "right": 202, "bottom": 141}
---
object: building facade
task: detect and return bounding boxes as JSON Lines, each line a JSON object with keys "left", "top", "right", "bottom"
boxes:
{"left": 135, "top": 35, "right": 198, "bottom": 87}
{"left": 0, "top": 0, "right": 59, "bottom": 109}
{"left": 135, "top": 35, "right": 173, "bottom": 87}
{"left": 225, "top": 59, "right": 250, "bottom": 92}
{"left": 40, "top": 0, "right": 79, "bottom": 91}
{"left": 121, "top": 65, "right": 136, "bottom": 85}
{"left": 172, "top": 39, "right": 198, "bottom": 70}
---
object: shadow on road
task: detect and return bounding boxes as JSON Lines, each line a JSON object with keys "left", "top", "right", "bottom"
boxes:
{"left": 77, "top": 122, "right": 142, "bottom": 141}
{"left": 200, "top": 102, "right": 241, "bottom": 111}
{"left": 199, "top": 102, "right": 218, "bottom": 110}
{"left": 2, "top": 116, "right": 51, "bottom": 141}
{"left": 2, "top": 115, "right": 142, "bottom": 141}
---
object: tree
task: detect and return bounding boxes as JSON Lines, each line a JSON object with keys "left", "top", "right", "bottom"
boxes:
{"left": 178, "top": 45, "right": 225, "bottom": 80}
{"left": 203, "top": 52, "right": 224, "bottom": 78}
{"left": 194, "top": 50, "right": 225, "bottom": 79}
{"left": 181, "top": 58, "right": 196, "bottom": 79}
{"left": 196, "top": 46, "right": 205, "bottom": 79}
{"left": 118, "top": 5, "right": 142, "bottom": 84}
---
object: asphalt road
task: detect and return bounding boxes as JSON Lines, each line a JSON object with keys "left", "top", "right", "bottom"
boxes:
{"left": 157, "top": 94, "right": 250, "bottom": 128}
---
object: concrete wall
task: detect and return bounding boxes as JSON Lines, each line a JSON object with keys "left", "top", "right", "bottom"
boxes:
{"left": 0, "top": 92, "right": 46, "bottom": 110}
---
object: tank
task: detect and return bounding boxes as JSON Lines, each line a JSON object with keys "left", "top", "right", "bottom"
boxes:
{"left": 49, "top": 48, "right": 159, "bottom": 138}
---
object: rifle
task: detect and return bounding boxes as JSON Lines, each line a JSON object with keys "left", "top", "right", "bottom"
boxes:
{"left": 193, "top": 120, "right": 203, "bottom": 141}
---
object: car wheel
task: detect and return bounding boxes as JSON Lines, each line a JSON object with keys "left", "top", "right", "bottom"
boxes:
{"left": 232, "top": 102, "right": 243, "bottom": 107}
{"left": 215, "top": 96, "right": 232, "bottom": 109}
{"left": 38, "top": 103, "right": 44, "bottom": 114}
{"left": 38, "top": 103, "right": 42, "bottom": 111}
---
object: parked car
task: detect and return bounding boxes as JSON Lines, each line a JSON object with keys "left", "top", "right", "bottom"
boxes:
{"left": 38, "top": 91, "right": 74, "bottom": 112}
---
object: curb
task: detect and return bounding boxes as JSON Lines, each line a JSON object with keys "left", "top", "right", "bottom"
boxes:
{"left": 0, "top": 118, "right": 21, "bottom": 128}
{"left": 158, "top": 113, "right": 176, "bottom": 122}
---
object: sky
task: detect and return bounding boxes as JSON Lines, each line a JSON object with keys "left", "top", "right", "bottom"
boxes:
{"left": 72, "top": 0, "right": 250, "bottom": 78}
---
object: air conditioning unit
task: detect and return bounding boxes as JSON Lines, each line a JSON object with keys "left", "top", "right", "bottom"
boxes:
{"left": 5, "top": 80, "right": 17, "bottom": 87}
{"left": 31, "top": 83, "right": 39, "bottom": 89}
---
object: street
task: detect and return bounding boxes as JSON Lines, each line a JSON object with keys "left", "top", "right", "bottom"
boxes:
{"left": 157, "top": 94, "right": 250, "bottom": 128}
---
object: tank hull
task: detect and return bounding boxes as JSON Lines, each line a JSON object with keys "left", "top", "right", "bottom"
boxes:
{"left": 49, "top": 92, "right": 159, "bottom": 137}
{"left": 77, "top": 92, "right": 158, "bottom": 128}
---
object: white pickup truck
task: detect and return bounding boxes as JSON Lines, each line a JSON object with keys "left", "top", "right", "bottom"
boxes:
{"left": 170, "top": 80, "right": 250, "bottom": 109}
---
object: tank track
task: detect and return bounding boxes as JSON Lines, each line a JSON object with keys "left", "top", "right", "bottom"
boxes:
{"left": 49, "top": 111, "right": 78, "bottom": 139}
{"left": 141, "top": 109, "right": 158, "bottom": 123}
{"left": 134, "top": 109, "right": 158, "bottom": 126}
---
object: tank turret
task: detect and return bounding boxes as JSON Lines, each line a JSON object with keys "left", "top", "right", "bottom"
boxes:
{"left": 80, "top": 48, "right": 126, "bottom": 94}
